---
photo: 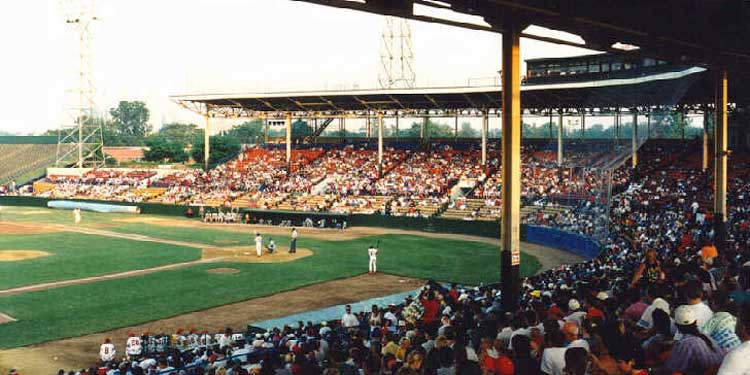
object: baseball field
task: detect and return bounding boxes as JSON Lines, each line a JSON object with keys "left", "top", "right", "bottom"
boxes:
{"left": 0, "top": 205, "right": 581, "bottom": 373}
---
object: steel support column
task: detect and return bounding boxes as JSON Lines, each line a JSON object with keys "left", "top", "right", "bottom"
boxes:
{"left": 395, "top": 114, "right": 400, "bottom": 141}
{"left": 632, "top": 112, "right": 638, "bottom": 168}
{"left": 204, "top": 106, "right": 211, "bottom": 171}
{"left": 703, "top": 110, "right": 710, "bottom": 171}
{"left": 286, "top": 112, "right": 292, "bottom": 165}
{"left": 647, "top": 111, "right": 651, "bottom": 139}
{"left": 455, "top": 113, "right": 459, "bottom": 143}
{"left": 378, "top": 112, "right": 384, "bottom": 176}
{"left": 500, "top": 22, "right": 522, "bottom": 312}
{"left": 482, "top": 110, "right": 488, "bottom": 166}
{"left": 264, "top": 117, "right": 269, "bottom": 144}
{"left": 580, "top": 112, "right": 585, "bottom": 139}
{"left": 557, "top": 111, "right": 563, "bottom": 166}
{"left": 713, "top": 69, "right": 728, "bottom": 251}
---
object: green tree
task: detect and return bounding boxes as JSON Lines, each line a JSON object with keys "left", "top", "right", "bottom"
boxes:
{"left": 158, "top": 123, "right": 201, "bottom": 147}
{"left": 144, "top": 135, "right": 188, "bottom": 163}
{"left": 191, "top": 135, "right": 241, "bottom": 166}
{"left": 109, "top": 101, "right": 152, "bottom": 145}
{"left": 457, "top": 122, "right": 478, "bottom": 138}
{"left": 226, "top": 120, "right": 264, "bottom": 143}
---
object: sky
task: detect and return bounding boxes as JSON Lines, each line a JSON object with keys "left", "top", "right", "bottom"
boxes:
{"left": 0, "top": 0, "right": 602, "bottom": 135}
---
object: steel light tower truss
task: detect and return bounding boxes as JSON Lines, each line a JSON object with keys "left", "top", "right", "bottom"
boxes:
{"left": 56, "top": 0, "right": 105, "bottom": 168}
{"left": 378, "top": 17, "right": 416, "bottom": 89}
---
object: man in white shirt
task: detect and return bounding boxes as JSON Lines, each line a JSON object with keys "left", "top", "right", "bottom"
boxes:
{"left": 564, "top": 299, "right": 587, "bottom": 327}
{"left": 289, "top": 227, "right": 298, "bottom": 254}
{"left": 541, "top": 329, "right": 567, "bottom": 375}
{"left": 341, "top": 304, "right": 359, "bottom": 330}
{"left": 100, "top": 337, "right": 116, "bottom": 363}
{"left": 675, "top": 282, "right": 713, "bottom": 341}
{"left": 718, "top": 305, "right": 750, "bottom": 375}
{"left": 368, "top": 245, "right": 379, "bottom": 274}
{"left": 254, "top": 232, "right": 262, "bottom": 257}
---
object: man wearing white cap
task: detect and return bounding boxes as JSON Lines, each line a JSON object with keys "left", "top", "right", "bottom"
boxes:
{"left": 564, "top": 299, "right": 587, "bottom": 327}
{"left": 663, "top": 305, "right": 723, "bottom": 374}
{"left": 718, "top": 305, "right": 750, "bottom": 375}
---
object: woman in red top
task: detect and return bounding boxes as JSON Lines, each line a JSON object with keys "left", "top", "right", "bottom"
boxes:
{"left": 421, "top": 290, "right": 440, "bottom": 325}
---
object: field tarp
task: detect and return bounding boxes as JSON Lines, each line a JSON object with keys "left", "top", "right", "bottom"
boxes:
{"left": 525, "top": 225, "right": 601, "bottom": 258}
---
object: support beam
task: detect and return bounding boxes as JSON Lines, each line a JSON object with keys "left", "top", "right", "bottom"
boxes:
{"left": 647, "top": 111, "right": 651, "bottom": 139}
{"left": 286, "top": 112, "right": 292, "bottom": 165}
{"left": 378, "top": 112, "right": 384, "bottom": 176}
{"left": 204, "top": 106, "right": 211, "bottom": 171}
{"left": 632, "top": 111, "right": 638, "bottom": 168}
{"left": 703, "top": 110, "right": 710, "bottom": 171}
{"left": 482, "top": 110, "right": 488, "bottom": 166}
{"left": 395, "top": 113, "right": 400, "bottom": 141}
{"left": 614, "top": 110, "right": 620, "bottom": 140}
{"left": 580, "top": 111, "right": 585, "bottom": 139}
{"left": 500, "top": 22, "right": 522, "bottom": 312}
{"left": 366, "top": 114, "right": 371, "bottom": 139}
{"left": 548, "top": 110, "right": 553, "bottom": 139}
{"left": 557, "top": 111, "right": 563, "bottom": 166}
{"left": 713, "top": 69, "right": 728, "bottom": 252}
{"left": 421, "top": 116, "right": 427, "bottom": 140}
{"left": 680, "top": 110, "right": 686, "bottom": 140}
{"left": 455, "top": 113, "right": 459, "bottom": 143}
{"left": 264, "top": 117, "right": 269, "bottom": 144}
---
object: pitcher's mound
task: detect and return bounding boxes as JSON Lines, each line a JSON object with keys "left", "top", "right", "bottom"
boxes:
{"left": 202, "top": 245, "right": 312, "bottom": 263}
{"left": 0, "top": 250, "right": 51, "bottom": 262}
{"left": 206, "top": 267, "right": 241, "bottom": 274}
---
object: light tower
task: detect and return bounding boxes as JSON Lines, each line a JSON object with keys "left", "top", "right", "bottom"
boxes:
{"left": 56, "top": 0, "right": 105, "bottom": 168}
{"left": 378, "top": 17, "right": 415, "bottom": 89}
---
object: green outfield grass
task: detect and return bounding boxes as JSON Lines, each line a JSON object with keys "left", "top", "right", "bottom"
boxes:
{"left": 0, "top": 232, "right": 200, "bottom": 290}
{"left": 0, "top": 206, "right": 541, "bottom": 348}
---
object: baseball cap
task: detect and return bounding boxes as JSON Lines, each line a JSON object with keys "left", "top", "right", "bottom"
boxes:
{"left": 568, "top": 299, "right": 581, "bottom": 311}
{"left": 596, "top": 292, "right": 609, "bottom": 301}
{"left": 674, "top": 305, "right": 697, "bottom": 326}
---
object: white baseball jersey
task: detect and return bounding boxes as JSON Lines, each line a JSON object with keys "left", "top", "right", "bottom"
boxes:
{"left": 368, "top": 247, "right": 378, "bottom": 259}
{"left": 100, "top": 343, "right": 116, "bottom": 362}
{"left": 187, "top": 333, "right": 200, "bottom": 349}
{"left": 126, "top": 336, "right": 142, "bottom": 356}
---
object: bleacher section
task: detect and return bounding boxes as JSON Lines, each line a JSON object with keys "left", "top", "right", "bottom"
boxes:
{"left": 0, "top": 143, "right": 60, "bottom": 186}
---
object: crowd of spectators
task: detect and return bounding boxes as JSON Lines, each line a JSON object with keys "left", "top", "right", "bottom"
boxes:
{"left": 52, "top": 139, "right": 750, "bottom": 375}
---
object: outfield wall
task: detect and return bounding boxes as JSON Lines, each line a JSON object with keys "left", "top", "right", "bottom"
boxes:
{"left": 0, "top": 196, "right": 601, "bottom": 258}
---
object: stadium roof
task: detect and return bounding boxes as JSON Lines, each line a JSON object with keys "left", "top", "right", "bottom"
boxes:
{"left": 291, "top": 0, "right": 750, "bottom": 75}
{"left": 173, "top": 66, "right": 707, "bottom": 116}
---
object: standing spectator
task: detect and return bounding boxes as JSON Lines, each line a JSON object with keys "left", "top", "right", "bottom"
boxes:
{"left": 663, "top": 305, "right": 723, "bottom": 374}
{"left": 342, "top": 305, "right": 359, "bottom": 330}
{"left": 718, "top": 304, "right": 750, "bottom": 375}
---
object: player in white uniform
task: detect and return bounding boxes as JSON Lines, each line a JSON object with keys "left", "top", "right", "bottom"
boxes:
{"left": 99, "top": 338, "right": 116, "bottom": 363}
{"left": 368, "top": 245, "right": 379, "bottom": 274}
{"left": 254, "top": 232, "right": 262, "bottom": 257}
{"left": 73, "top": 207, "right": 82, "bottom": 226}
{"left": 125, "top": 333, "right": 143, "bottom": 359}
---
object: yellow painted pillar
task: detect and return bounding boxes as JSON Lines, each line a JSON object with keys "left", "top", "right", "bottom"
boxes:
{"left": 632, "top": 111, "right": 638, "bottom": 168}
{"left": 500, "top": 20, "right": 522, "bottom": 312}
{"left": 286, "top": 112, "right": 292, "bottom": 165}
{"left": 703, "top": 109, "right": 710, "bottom": 171}
{"left": 714, "top": 69, "right": 728, "bottom": 251}
{"left": 204, "top": 105, "right": 210, "bottom": 171}
{"left": 482, "top": 110, "right": 488, "bottom": 166}
{"left": 557, "top": 111, "right": 563, "bottom": 166}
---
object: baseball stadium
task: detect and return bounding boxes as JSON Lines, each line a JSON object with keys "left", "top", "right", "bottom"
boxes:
{"left": 1, "top": 1, "right": 750, "bottom": 375}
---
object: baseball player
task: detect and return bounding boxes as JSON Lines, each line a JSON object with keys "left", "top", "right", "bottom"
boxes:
{"left": 289, "top": 227, "right": 298, "bottom": 254}
{"left": 186, "top": 328, "right": 200, "bottom": 350}
{"left": 99, "top": 338, "right": 116, "bottom": 363}
{"left": 125, "top": 333, "right": 142, "bottom": 359}
{"left": 254, "top": 232, "right": 263, "bottom": 257}
{"left": 368, "top": 244, "right": 379, "bottom": 274}
{"left": 155, "top": 332, "right": 169, "bottom": 353}
{"left": 73, "top": 207, "right": 82, "bottom": 226}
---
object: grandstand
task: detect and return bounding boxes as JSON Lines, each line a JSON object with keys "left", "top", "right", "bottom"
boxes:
{"left": 0, "top": 136, "right": 64, "bottom": 187}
